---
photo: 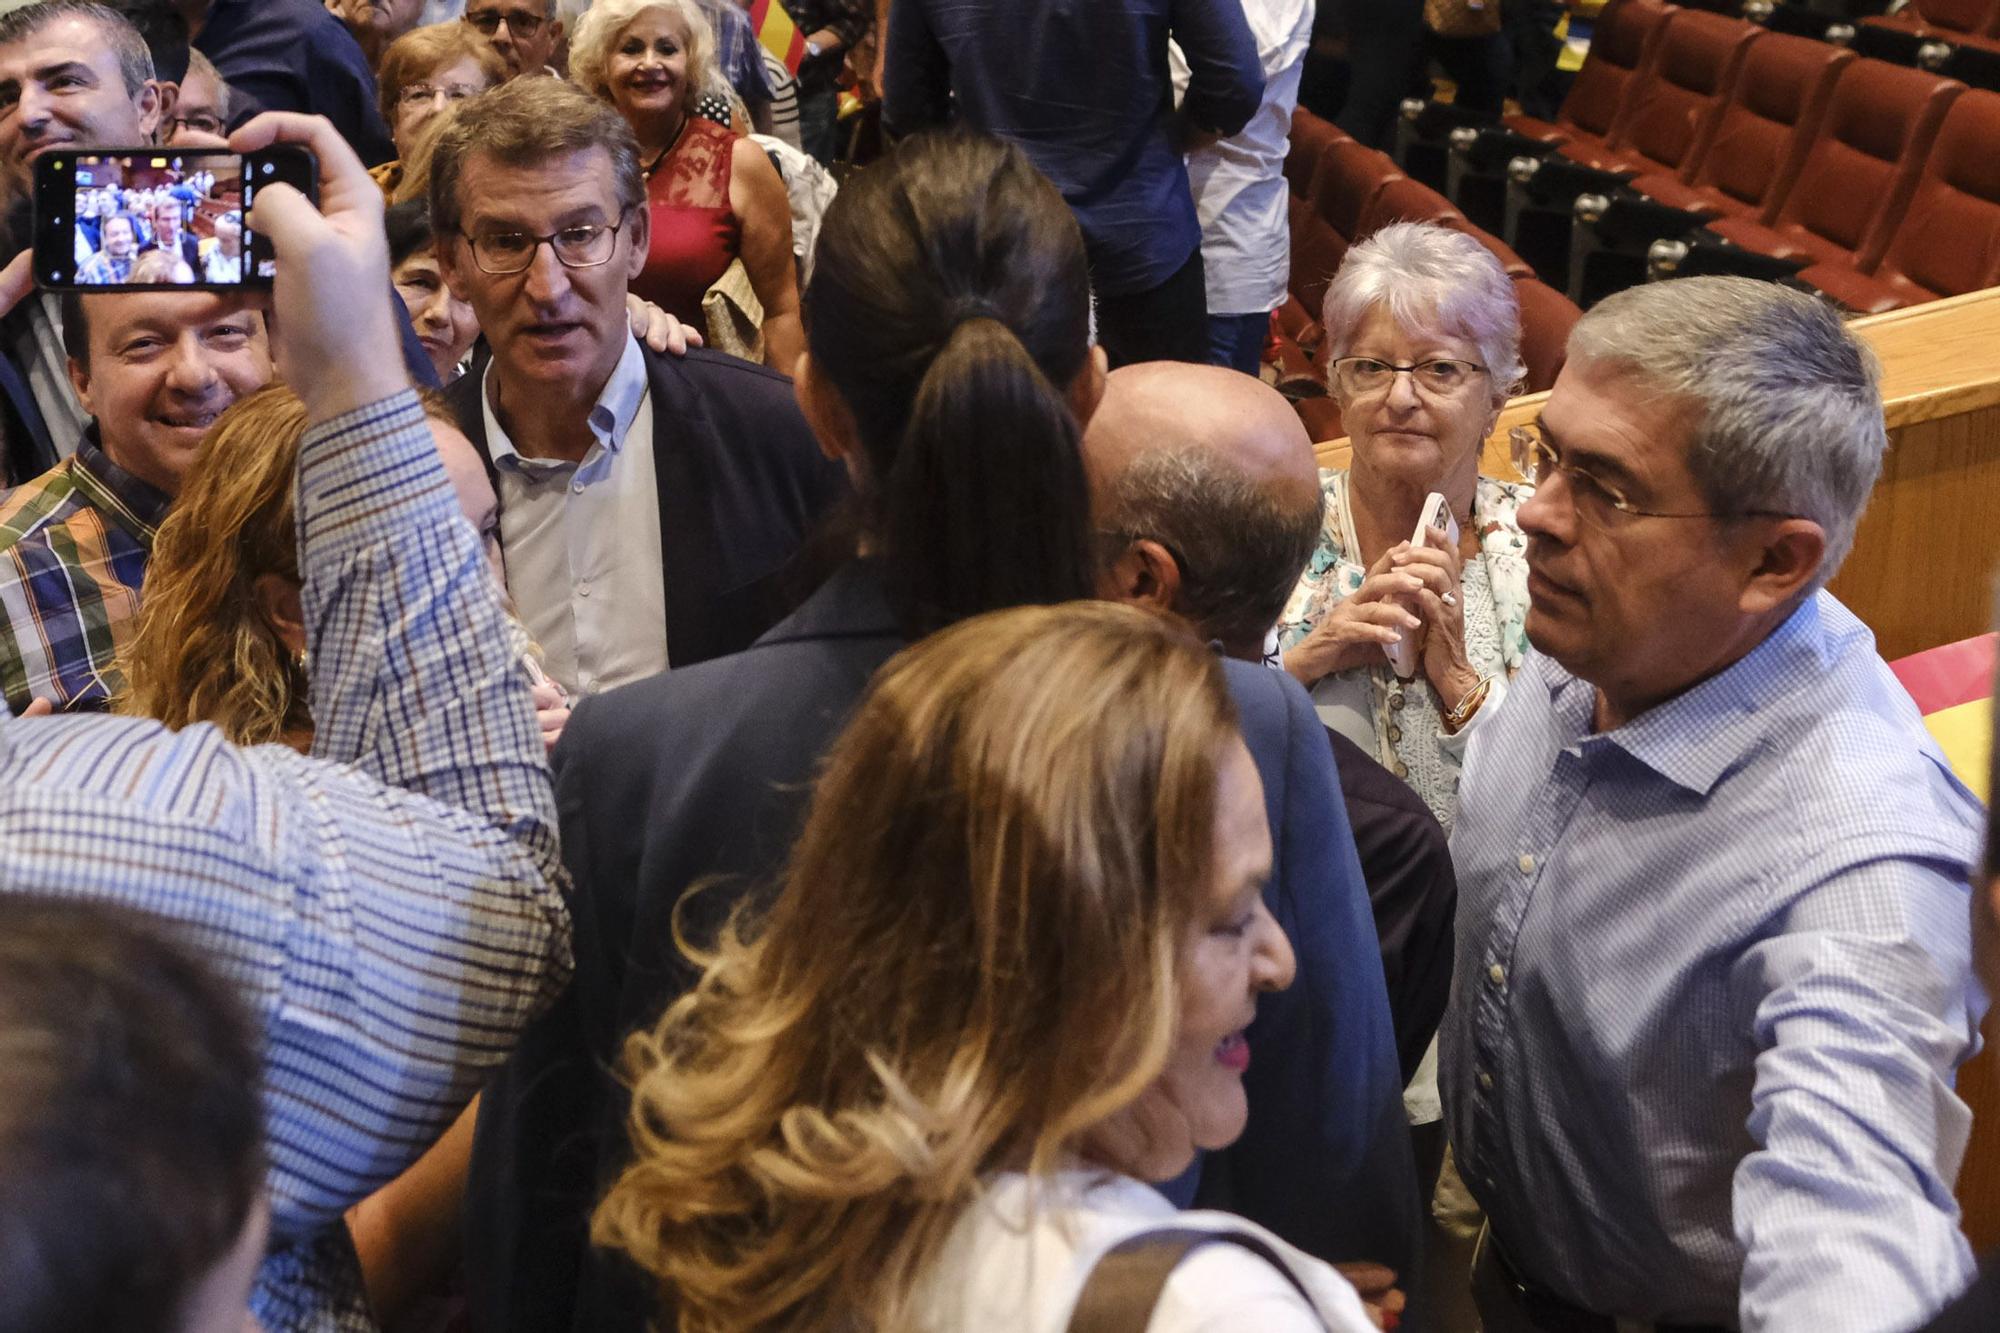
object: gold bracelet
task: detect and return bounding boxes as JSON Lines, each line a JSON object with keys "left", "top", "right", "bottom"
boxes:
{"left": 1443, "top": 675, "right": 1494, "bottom": 733}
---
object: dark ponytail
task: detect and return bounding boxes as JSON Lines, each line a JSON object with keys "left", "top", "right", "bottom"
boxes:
{"left": 803, "top": 132, "right": 1097, "bottom": 638}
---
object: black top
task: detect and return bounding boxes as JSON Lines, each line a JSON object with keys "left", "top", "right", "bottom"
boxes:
{"left": 1326, "top": 725, "right": 1458, "bottom": 1084}
{"left": 464, "top": 562, "right": 1422, "bottom": 1333}
{"left": 445, "top": 344, "right": 847, "bottom": 669}
{"left": 195, "top": 0, "right": 396, "bottom": 166}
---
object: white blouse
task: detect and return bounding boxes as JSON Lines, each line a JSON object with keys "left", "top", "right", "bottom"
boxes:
{"left": 908, "top": 1169, "right": 1378, "bottom": 1332}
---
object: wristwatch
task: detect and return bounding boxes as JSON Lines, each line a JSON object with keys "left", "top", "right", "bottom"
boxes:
{"left": 804, "top": 37, "right": 824, "bottom": 59}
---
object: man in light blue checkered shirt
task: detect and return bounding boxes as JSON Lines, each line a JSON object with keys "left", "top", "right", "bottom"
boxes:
{"left": 0, "top": 113, "right": 569, "bottom": 1330}
{"left": 1445, "top": 278, "right": 1986, "bottom": 1333}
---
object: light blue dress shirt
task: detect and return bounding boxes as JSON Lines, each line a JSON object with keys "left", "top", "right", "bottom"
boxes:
{"left": 0, "top": 393, "right": 569, "bottom": 1330}
{"left": 1443, "top": 591, "right": 1986, "bottom": 1331}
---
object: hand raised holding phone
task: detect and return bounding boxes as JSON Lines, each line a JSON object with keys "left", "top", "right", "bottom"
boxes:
{"left": 229, "top": 113, "right": 407, "bottom": 424}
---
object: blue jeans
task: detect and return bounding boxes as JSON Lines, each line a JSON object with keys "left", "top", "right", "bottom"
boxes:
{"left": 1207, "top": 312, "right": 1270, "bottom": 375}
{"left": 796, "top": 86, "right": 839, "bottom": 165}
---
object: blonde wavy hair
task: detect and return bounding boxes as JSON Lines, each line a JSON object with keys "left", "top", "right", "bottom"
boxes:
{"left": 593, "top": 601, "right": 1242, "bottom": 1331}
{"left": 568, "top": 0, "right": 722, "bottom": 108}
{"left": 118, "top": 384, "right": 460, "bottom": 747}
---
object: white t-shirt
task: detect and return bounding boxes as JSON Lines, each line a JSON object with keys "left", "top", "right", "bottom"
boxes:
{"left": 908, "top": 1169, "right": 1378, "bottom": 1332}
{"left": 1170, "top": 0, "right": 1317, "bottom": 317}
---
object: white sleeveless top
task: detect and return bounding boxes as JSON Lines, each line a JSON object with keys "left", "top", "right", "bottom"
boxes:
{"left": 907, "top": 1169, "right": 1378, "bottom": 1332}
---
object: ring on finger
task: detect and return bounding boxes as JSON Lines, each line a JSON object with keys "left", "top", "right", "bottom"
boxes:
{"left": 1441, "top": 591, "right": 1457, "bottom": 607}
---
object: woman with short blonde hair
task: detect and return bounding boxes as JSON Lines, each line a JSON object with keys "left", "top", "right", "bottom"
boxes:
{"left": 565, "top": 0, "right": 806, "bottom": 371}
{"left": 594, "top": 601, "right": 1373, "bottom": 1332}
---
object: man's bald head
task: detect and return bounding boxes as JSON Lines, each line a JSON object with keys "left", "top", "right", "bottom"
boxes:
{"left": 1086, "top": 362, "right": 1320, "bottom": 509}
{"left": 1085, "top": 362, "right": 1326, "bottom": 658}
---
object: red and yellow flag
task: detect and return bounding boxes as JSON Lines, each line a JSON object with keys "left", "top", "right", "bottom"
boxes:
{"left": 750, "top": 0, "right": 807, "bottom": 75}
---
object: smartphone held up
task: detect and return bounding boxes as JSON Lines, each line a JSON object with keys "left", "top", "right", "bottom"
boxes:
{"left": 1383, "top": 491, "right": 1462, "bottom": 680}
{"left": 33, "top": 146, "right": 317, "bottom": 293}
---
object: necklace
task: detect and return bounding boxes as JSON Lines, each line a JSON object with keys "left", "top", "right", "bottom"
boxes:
{"left": 641, "top": 112, "right": 692, "bottom": 181}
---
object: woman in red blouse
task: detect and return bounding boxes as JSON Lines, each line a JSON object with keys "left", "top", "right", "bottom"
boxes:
{"left": 571, "top": 0, "right": 806, "bottom": 374}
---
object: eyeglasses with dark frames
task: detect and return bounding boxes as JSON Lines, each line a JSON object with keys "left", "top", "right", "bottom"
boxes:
{"left": 458, "top": 209, "right": 634, "bottom": 275}
{"left": 464, "top": 7, "right": 546, "bottom": 37}
{"left": 1509, "top": 422, "right": 1793, "bottom": 524}
{"left": 167, "top": 112, "right": 226, "bottom": 137}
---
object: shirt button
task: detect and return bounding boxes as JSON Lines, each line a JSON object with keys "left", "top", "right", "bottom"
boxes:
{"left": 577, "top": 581, "right": 592, "bottom": 597}
{"left": 1389, "top": 693, "right": 1406, "bottom": 711}
{"left": 1393, "top": 761, "right": 1409, "bottom": 779}
{"left": 1488, "top": 963, "right": 1506, "bottom": 986}
{"left": 1386, "top": 724, "right": 1403, "bottom": 743}
{"left": 571, "top": 480, "right": 585, "bottom": 495}
{"left": 1479, "top": 1071, "right": 1495, "bottom": 1091}
{"left": 1517, "top": 852, "right": 1536, "bottom": 875}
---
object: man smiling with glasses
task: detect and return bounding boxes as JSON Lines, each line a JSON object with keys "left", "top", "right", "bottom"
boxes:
{"left": 429, "top": 76, "right": 840, "bottom": 701}
{"left": 1444, "top": 277, "right": 1986, "bottom": 1333}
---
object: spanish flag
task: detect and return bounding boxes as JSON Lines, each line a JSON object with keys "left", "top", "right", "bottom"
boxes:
{"left": 751, "top": 0, "right": 807, "bottom": 75}
{"left": 1891, "top": 633, "right": 1993, "bottom": 801}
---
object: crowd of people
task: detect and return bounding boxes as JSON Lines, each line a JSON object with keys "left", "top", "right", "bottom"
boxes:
{"left": 0, "top": 3, "right": 1993, "bottom": 1333}
{"left": 71, "top": 162, "right": 243, "bottom": 284}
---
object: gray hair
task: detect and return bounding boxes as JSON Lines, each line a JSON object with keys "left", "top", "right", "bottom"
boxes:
{"left": 1322, "top": 221, "right": 1525, "bottom": 401}
{"left": 0, "top": 1, "right": 154, "bottom": 100}
{"left": 183, "top": 49, "right": 229, "bottom": 120}
{"left": 568, "top": 0, "right": 722, "bottom": 105}
{"left": 1568, "top": 277, "right": 1885, "bottom": 586}
{"left": 1101, "top": 449, "right": 1327, "bottom": 650}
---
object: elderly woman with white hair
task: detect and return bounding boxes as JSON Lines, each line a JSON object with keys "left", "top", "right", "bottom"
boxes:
{"left": 1274, "top": 221, "right": 1533, "bottom": 835}
{"left": 569, "top": 0, "right": 805, "bottom": 371}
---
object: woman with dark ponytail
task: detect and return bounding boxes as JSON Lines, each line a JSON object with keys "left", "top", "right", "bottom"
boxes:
{"left": 465, "top": 129, "right": 1112, "bottom": 1333}
{"left": 795, "top": 130, "right": 1102, "bottom": 634}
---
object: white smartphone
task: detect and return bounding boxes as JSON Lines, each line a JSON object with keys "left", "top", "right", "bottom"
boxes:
{"left": 1383, "top": 491, "right": 1461, "bottom": 680}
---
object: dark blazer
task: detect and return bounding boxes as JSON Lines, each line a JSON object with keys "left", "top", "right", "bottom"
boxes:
{"left": 446, "top": 344, "right": 846, "bottom": 670}
{"left": 465, "top": 562, "right": 1420, "bottom": 1332}
{"left": 1327, "top": 725, "right": 1458, "bottom": 1083}
{"left": 195, "top": 0, "right": 397, "bottom": 166}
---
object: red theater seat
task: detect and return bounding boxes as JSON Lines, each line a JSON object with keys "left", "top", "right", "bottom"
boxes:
{"left": 1702, "top": 60, "right": 1963, "bottom": 270}
{"left": 1798, "top": 87, "right": 2000, "bottom": 310}
{"left": 1860, "top": 0, "right": 2000, "bottom": 42}
{"left": 1357, "top": 177, "right": 1462, "bottom": 236}
{"left": 1286, "top": 108, "right": 1346, "bottom": 199}
{"left": 1556, "top": 10, "right": 1760, "bottom": 178}
{"left": 1507, "top": 0, "right": 1674, "bottom": 146}
{"left": 1513, "top": 276, "right": 1579, "bottom": 395}
{"left": 1631, "top": 32, "right": 1853, "bottom": 222}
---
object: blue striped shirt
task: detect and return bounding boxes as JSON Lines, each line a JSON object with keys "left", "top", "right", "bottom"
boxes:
{"left": 1443, "top": 592, "right": 1985, "bottom": 1331}
{"left": 0, "top": 392, "right": 570, "bottom": 1329}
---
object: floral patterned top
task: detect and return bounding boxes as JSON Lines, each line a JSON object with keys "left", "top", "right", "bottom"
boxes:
{"left": 1274, "top": 470, "right": 1533, "bottom": 832}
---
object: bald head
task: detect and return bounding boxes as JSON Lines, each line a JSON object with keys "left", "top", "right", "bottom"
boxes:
{"left": 1085, "top": 363, "right": 1326, "bottom": 658}
{"left": 1085, "top": 362, "right": 1319, "bottom": 511}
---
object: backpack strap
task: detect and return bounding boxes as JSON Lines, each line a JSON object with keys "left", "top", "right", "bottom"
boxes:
{"left": 1064, "top": 1225, "right": 1325, "bottom": 1333}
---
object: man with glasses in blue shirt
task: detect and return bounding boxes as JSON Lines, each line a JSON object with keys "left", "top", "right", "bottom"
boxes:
{"left": 1446, "top": 277, "right": 1987, "bottom": 1333}
{"left": 428, "top": 76, "right": 840, "bottom": 701}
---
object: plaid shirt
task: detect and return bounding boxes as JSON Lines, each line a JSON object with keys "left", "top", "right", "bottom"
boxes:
{"left": 0, "top": 392, "right": 570, "bottom": 1331}
{"left": 0, "top": 429, "right": 170, "bottom": 714}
